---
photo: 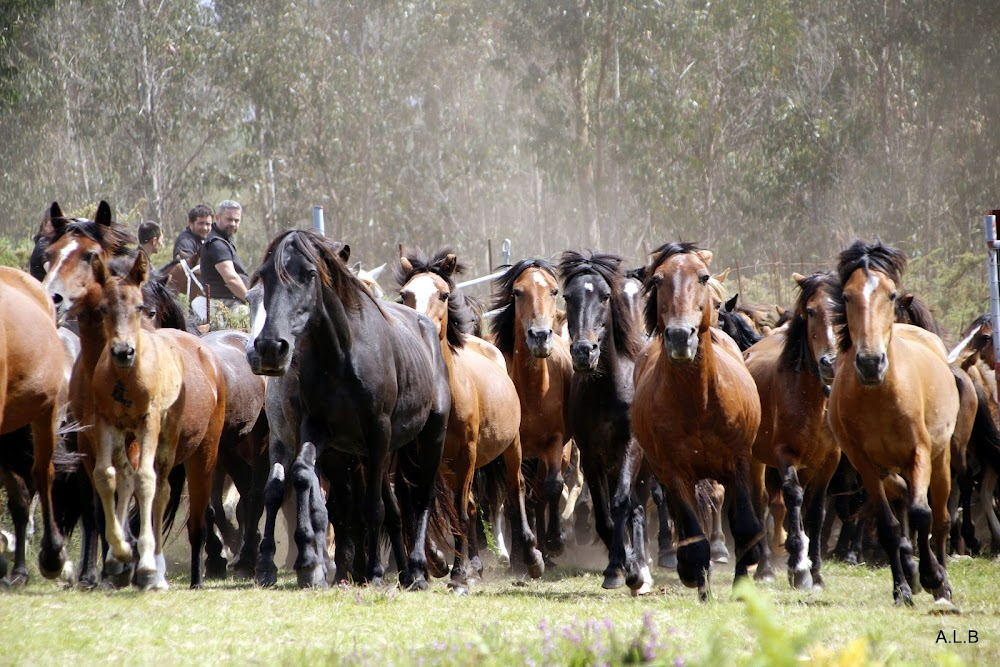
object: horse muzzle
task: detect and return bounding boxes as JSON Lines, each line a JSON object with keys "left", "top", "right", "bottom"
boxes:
{"left": 110, "top": 343, "right": 136, "bottom": 368}
{"left": 854, "top": 352, "right": 887, "bottom": 386}
{"left": 664, "top": 326, "right": 698, "bottom": 362}
{"left": 251, "top": 337, "right": 291, "bottom": 376}
{"left": 526, "top": 326, "right": 554, "bottom": 358}
{"left": 570, "top": 340, "right": 600, "bottom": 372}
{"left": 818, "top": 353, "right": 836, "bottom": 385}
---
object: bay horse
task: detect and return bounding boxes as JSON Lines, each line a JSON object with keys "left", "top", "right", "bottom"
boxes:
{"left": 827, "top": 240, "right": 959, "bottom": 606}
{"left": 247, "top": 229, "right": 450, "bottom": 589}
{"left": 744, "top": 271, "right": 841, "bottom": 589}
{"left": 0, "top": 267, "right": 69, "bottom": 583}
{"left": 631, "top": 242, "right": 763, "bottom": 600}
{"left": 87, "top": 251, "right": 226, "bottom": 588}
{"left": 396, "top": 247, "right": 543, "bottom": 592}
{"left": 159, "top": 248, "right": 204, "bottom": 305}
{"left": 559, "top": 250, "right": 652, "bottom": 594}
{"left": 490, "top": 259, "right": 574, "bottom": 564}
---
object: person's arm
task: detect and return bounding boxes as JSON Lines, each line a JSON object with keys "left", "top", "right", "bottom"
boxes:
{"left": 214, "top": 260, "right": 248, "bottom": 301}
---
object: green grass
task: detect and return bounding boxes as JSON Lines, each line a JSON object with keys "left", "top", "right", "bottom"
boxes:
{"left": 1, "top": 553, "right": 997, "bottom": 666}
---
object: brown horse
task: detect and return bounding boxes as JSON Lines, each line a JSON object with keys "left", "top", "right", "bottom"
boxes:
{"left": 396, "top": 248, "right": 543, "bottom": 592}
{"left": 490, "top": 259, "right": 574, "bottom": 563}
{"left": 632, "top": 242, "right": 763, "bottom": 600}
{"left": 744, "top": 271, "right": 841, "bottom": 590}
{"left": 159, "top": 248, "right": 205, "bottom": 304}
{"left": 0, "top": 268, "right": 68, "bottom": 582}
{"left": 88, "top": 251, "right": 226, "bottom": 588}
{"left": 827, "top": 240, "right": 958, "bottom": 606}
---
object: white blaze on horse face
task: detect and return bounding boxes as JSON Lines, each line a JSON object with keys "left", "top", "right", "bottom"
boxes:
{"left": 623, "top": 281, "right": 640, "bottom": 297}
{"left": 249, "top": 299, "right": 267, "bottom": 345}
{"left": 41, "top": 239, "right": 78, "bottom": 291}
{"left": 947, "top": 322, "right": 982, "bottom": 364}
{"left": 407, "top": 274, "right": 439, "bottom": 315}
{"left": 584, "top": 281, "right": 594, "bottom": 292}
{"left": 861, "top": 272, "right": 879, "bottom": 305}
{"left": 533, "top": 271, "right": 549, "bottom": 288}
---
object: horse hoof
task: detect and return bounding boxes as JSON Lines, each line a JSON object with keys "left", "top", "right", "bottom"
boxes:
{"left": 38, "top": 547, "right": 68, "bottom": 580}
{"left": 0, "top": 572, "right": 28, "bottom": 588}
{"left": 296, "top": 564, "right": 329, "bottom": 589}
{"left": 658, "top": 550, "right": 677, "bottom": 569}
{"left": 469, "top": 556, "right": 484, "bottom": 579}
{"left": 205, "top": 556, "right": 228, "bottom": 580}
{"left": 698, "top": 587, "right": 710, "bottom": 603}
{"left": 710, "top": 543, "right": 729, "bottom": 564}
{"left": 894, "top": 585, "right": 914, "bottom": 607}
{"left": 135, "top": 569, "right": 159, "bottom": 590}
{"left": 403, "top": 573, "right": 429, "bottom": 591}
{"left": 602, "top": 569, "right": 625, "bottom": 590}
{"left": 256, "top": 567, "right": 278, "bottom": 588}
{"left": 843, "top": 552, "right": 860, "bottom": 566}
{"left": 545, "top": 536, "right": 565, "bottom": 558}
{"left": 231, "top": 561, "right": 255, "bottom": 581}
{"left": 754, "top": 566, "right": 775, "bottom": 584}
{"left": 789, "top": 568, "right": 813, "bottom": 590}
{"left": 105, "top": 562, "right": 134, "bottom": 589}
{"left": 932, "top": 583, "right": 953, "bottom": 603}
{"left": 77, "top": 574, "right": 99, "bottom": 592}
{"left": 526, "top": 549, "right": 545, "bottom": 579}
{"left": 447, "top": 581, "right": 469, "bottom": 596}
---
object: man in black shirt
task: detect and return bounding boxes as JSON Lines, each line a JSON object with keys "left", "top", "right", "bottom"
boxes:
{"left": 173, "top": 203, "right": 213, "bottom": 260}
{"left": 202, "top": 200, "right": 249, "bottom": 308}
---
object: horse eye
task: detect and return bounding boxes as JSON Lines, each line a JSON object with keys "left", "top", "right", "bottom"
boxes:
{"left": 698, "top": 274, "right": 709, "bottom": 285}
{"left": 512, "top": 288, "right": 523, "bottom": 298}
{"left": 439, "top": 291, "right": 450, "bottom": 302}
{"left": 652, "top": 274, "right": 664, "bottom": 286}
{"left": 889, "top": 291, "right": 898, "bottom": 301}
{"left": 805, "top": 307, "right": 815, "bottom": 317}
{"left": 601, "top": 293, "right": 611, "bottom": 303}
{"left": 550, "top": 288, "right": 559, "bottom": 297}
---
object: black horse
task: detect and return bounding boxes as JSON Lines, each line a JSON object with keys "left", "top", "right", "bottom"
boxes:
{"left": 560, "top": 251, "right": 652, "bottom": 594}
{"left": 247, "top": 229, "right": 450, "bottom": 589}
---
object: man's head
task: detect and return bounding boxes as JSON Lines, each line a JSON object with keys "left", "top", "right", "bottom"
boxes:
{"left": 138, "top": 220, "right": 163, "bottom": 255}
{"left": 187, "top": 203, "right": 213, "bottom": 240}
{"left": 217, "top": 200, "right": 242, "bottom": 239}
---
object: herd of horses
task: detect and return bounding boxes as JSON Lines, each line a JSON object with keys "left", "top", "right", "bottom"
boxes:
{"left": 3, "top": 200, "right": 1000, "bottom": 609}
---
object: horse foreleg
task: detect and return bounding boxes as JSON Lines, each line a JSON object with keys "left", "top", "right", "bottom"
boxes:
{"left": 31, "top": 406, "right": 66, "bottom": 579}
{"left": 727, "top": 459, "right": 764, "bottom": 586}
{"left": 403, "top": 411, "right": 447, "bottom": 591}
{"left": 982, "top": 467, "right": 1000, "bottom": 553}
{"left": 804, "top": 456, "right": 838, "bottom": 590}
{"left": 256, "top": 434, "right": 291, "bottom": 587}
{"left": 852, "top": 451, "right": 910, "bottom": 605}
{"left": 92, "top": 427, "right": 131, "bottom": 568}
{"left": 624, "top": 454, "right": 652, "bottom": 595}
{"left": 502, "top": 436, "right": 543, "bottom": 578}
{"left": 381, "top": 471, "right": 407, "bottom": 575}
{"left": 925, "top": 451, "right": 953, "bottom": 603}
{"left": 708, "top": 481, "right": 730, "bottom": 563}
{"left": 664, "top": 480, "right": 711, "bottom": 602}
{"left": 650, "top": 477, "right": 676, "bottom": 569}
{"left": 0, "top": 469, "right": 30, "bottom": 586}
{"left": 205, "top": 467, "right": 229, "bottom": 579}
{"left": 290, "top": 442, "right": 329, "bottom": 589}
{"left": 234, "top": 419, "right": 269, "bottom": 579}
{"left": 750, "top": 462, "right": 775, "bottom": 583}
{"left": 581, "top": 457, "right": 616, "bottom": 586}
{"left": 541, "top": 442, "right": 568, "bottom": 559}
{"left": 449, "top": 448, "right": 475, "bottom": 593}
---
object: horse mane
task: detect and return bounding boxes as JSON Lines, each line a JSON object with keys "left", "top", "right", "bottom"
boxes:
{"left": 252, "top": 229, "right": 362, "bottom": 311}
{"left": 642, "top": 241, "right": 702, "bottom": 336}
{"left": 394, "top": 247, "right": 475, "bottom": 350}
{"left": 894, "top": 292, "right": 942, "bottom": 337}
{"left": 717, "top": 299, "right": 763, "bottom": 352}
{"left": 490, "top": 258, "right": 557, "bottom": 356}
{"left": 833, "top": 240, "right": 908, "bottom": 353}
{"left": 558, "top": 250, "right": 639, "bottom": 360}
{"left": 52, "top": 217, "right": 137, "bottom": 256}
{"left": 780, "top": 271, "right": 838, "bottom": 375}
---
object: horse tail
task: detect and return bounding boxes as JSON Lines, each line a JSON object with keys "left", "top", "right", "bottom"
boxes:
{"left": 967, "top": 381, "right": 1000, "bottom": 477}
{"left": 473, "top": 455, "right": 508, "bottom": 534}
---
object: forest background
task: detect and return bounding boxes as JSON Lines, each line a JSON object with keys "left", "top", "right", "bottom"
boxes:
{"left": 1, "top": 0, "right": 998, "bottom": 338}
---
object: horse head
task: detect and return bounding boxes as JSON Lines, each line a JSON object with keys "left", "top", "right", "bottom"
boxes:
{"left": 643, "top": 242, "right": 714, "bottom": 363}
{"left": 491, "top": 259, "right": 561, "bottom": 359}
{"left": 783, "top": 271, "right": 839, "bottom": 387}
{"left": 834, "top": 240, "right": 907, "bottom": 386}
{"left": 396, "top": 248, "right": 472, "bottom": 350}
{"left": 558, "top": 251, "right": 637, "bottom": 372}
{"left": 92, "top": 251, "right": 150, "bottom": 369}
{"left": 248, "top": 230, "right": 355, "bottom": 375}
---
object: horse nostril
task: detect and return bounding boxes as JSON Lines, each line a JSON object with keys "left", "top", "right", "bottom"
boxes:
{"left": 277, "top": 340, "right": 289, "bottom": 356}
{"left": 51, "top": 293, "right": 63, "bottom": 305}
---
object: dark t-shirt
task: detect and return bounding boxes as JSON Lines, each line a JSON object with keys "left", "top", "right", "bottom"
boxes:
{"left": 172, "top": 227, "right": 204, "bottom": 260}
{"left": 201, "top": 225, "right": 249, "bottom": 300}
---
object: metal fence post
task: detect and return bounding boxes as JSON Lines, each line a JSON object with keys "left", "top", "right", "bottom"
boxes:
{"left": 313, "top": 206, "right": 325, "bottom": 236}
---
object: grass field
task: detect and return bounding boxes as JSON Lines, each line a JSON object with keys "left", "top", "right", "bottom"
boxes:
{"left": 2, "top": 545, "right": 998, "bottom": 666}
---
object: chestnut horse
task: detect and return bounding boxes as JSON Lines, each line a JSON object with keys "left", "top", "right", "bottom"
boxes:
{"left": 745, "top": 271, "right": 841, "bottom": 590}
{"left": 0, "top": 268, "right": 67, "bottom": 583}
{"left": 396, "top": 248, "right": 543, "bottom": 592}
{"left": 559, "top": 250, "right": 651, "bottom": 594}
{"left": 248, "top": 229, "right": 450, "bottom": 590}
{"left": 490, "top": 259, "right": 574, "bottom": 563}
{"left": 632, "top": 242, "right": 763, "bottom": 600}
{"left": 88, "top": 251, "right": 226, "bottom": 588}
{"left": 828, "top": 240, "right": 959, "bottom": 606}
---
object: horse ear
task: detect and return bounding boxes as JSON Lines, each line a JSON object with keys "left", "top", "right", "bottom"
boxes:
{"left": 95, "top": 201, "right": 113, "bottom": 227}
{"left": 440, "top": 253, "right": 458, "bottom": 278}
{"left": 792, "top": 272, "right": 806, "bottom": 286}
{"left": 351, "top": 261, "right": 362, "bottom": 273}
{"left": 696, "top": 249, "right": 713, "bottom": 266}
{"left": 369, "top": 263, "right": 386, "bottom": 280}
{"left": 899, "top": 293, "right": 914, "bottom": 309}
{"left": 776, "top": 305, "right": 787, "bottom": 318}
{"left": 713, "top": 267, "right": 731, "bottom": 283}
{"left": 724, "top": 294, "right": 739, "bottom": 313}
{"left": 49, "top": 201, "right": 65, "bottom": 219}
{"left": 129, "top": 251, "right": 149, "bottom": 286}
{"left": 338, "top": 244, "right": 351, "bottom": 263}
{"left": 399, "top": 256, "right": 413, "bottom": 276}
{"left": 49, "top": 202, "right": 68, "bottom": 234}
{"left": 90, "top": 254, "right": 110, "bottom": 287}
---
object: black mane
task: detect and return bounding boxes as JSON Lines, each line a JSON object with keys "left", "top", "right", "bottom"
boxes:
{"left": 394, "top": 247, "right": 475, "bottom": 350}
{"left": 780, "top": 271, "right": 838, "bottom": 375}
{"left": 642, "top": 242, "right": 702, "bottom": 336}
{"left": 252, "top": 229, "right": 363, "bottom": 311}
{"left": 833, "top": 240, "right": 908, "bottom": 352}
{"left": 558, "top": 250, "right": 639, "bottom": 360}
{"left": 490, "top": 258, "right": 557, "bottom": 356}
{"left": 717, "top": 298, "right": 764, "bottom": 352}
